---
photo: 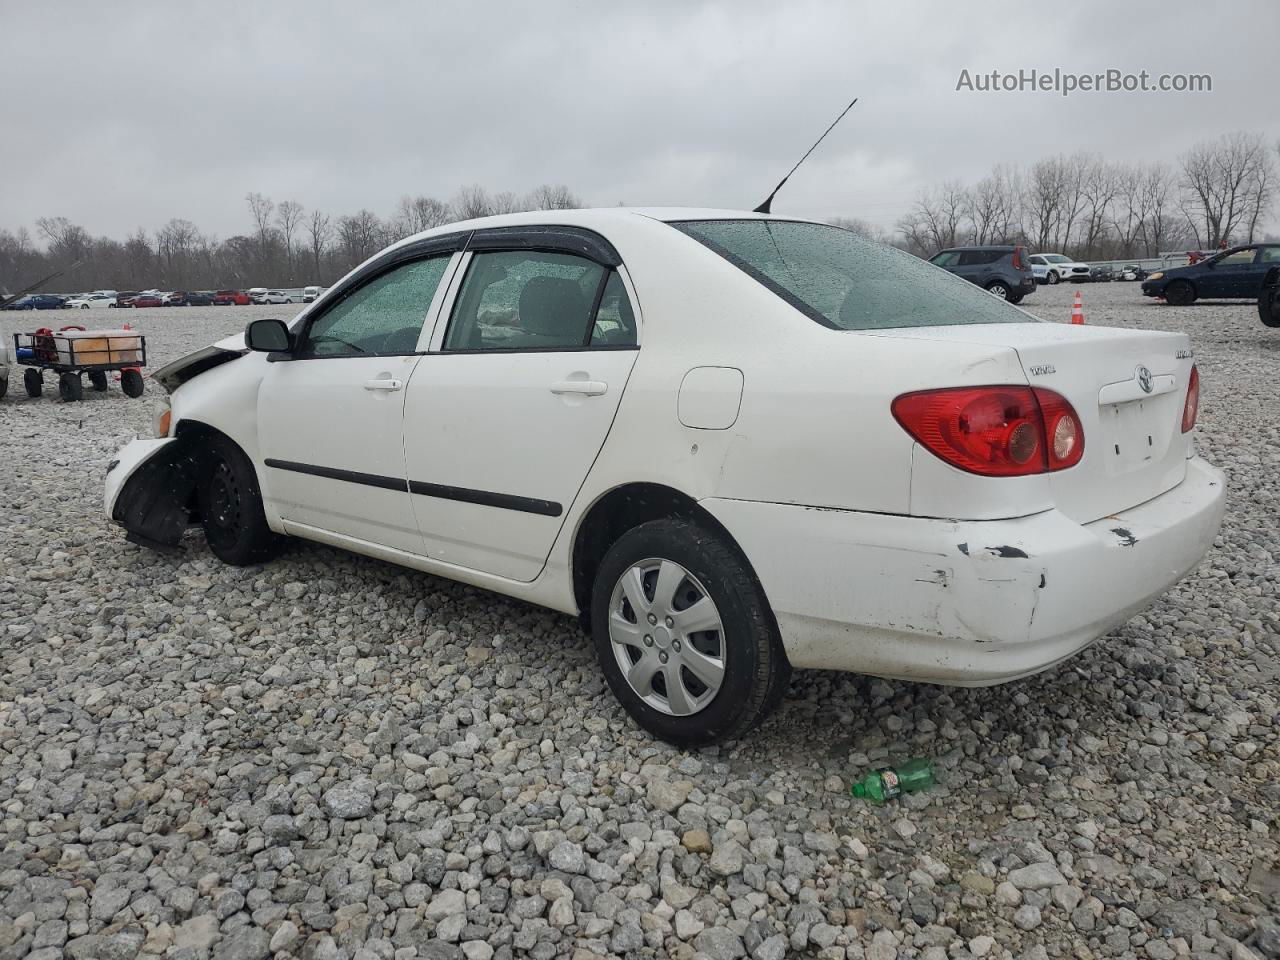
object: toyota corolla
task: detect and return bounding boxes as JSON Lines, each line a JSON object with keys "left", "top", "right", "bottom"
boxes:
{"left": 104, "top": 208, "right": 1225, "bottom": 745}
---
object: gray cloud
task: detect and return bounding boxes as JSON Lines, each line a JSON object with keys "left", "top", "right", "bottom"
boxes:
{"left": 3, "top": 0, "right": 1276, "bottom": 239}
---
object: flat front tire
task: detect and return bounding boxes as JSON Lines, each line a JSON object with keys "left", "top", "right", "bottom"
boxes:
{"left": 197, "top": 435, "right": 280, "bottom": 566}
{"left": 590, "top": 518, "right": 789, "bottom": 746}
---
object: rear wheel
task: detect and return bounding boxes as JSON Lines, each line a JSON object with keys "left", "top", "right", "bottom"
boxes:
{"left": 591, "top": 518, "right": 789, "bottom": 746}
{"left": 58, "top": 372, "right": 83, "bottom": 402}
{"left": 1007, "top": 291, "right": 1025, "bottom": 305}
{"left": 985, "top": 280, "right": 1010, "bottom": 300}
{"left": 0, "top": 375, "right": 7, "bottom": 399}
{"left": 196, "top": 434, "right": 280, "bottom": 566}
{"left": 1260, "top": 283, "right": 1280, "bottom": 328}
{"left": 24, "top": 368, "right": 42, "bottom": 398}
{"left": 1164, "top": 280, "right": 1196, "bottom": 306}
{"left": 121, "top": 368, "right": 145, "bottom": 397}
{"left": 89, "top": 370, "right": 109, "bottom": 391}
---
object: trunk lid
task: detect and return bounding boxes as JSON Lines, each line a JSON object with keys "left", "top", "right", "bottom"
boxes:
{"left": 862, "top": 322, "right": 1194, "bottom": 523}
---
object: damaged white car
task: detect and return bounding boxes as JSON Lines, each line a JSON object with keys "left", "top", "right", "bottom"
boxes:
{"left": 105, "top": 209, "right": 1225, "bottom": 744}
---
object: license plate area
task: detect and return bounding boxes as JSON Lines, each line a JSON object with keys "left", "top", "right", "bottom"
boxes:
{"left": 1099, "top": 398, "right": 1174, "bottom": 476}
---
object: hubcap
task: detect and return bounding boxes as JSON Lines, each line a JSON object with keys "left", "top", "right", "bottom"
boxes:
{"left": 990, "top": 285, "right": 1008, "bottom": 299}
{"left": 608, "top": 558, "right": 726, "bottom": 717}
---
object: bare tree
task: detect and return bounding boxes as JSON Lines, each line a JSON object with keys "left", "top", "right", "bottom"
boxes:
{"left": 393, "top": 195, "right": 450, "bottom": 238}
{"left": 1138, "top": 163, "right": 1176, "bottom": 255}
{"left": 156, "top": 218, "right": 200, "bottom": 287}
{"left": 307, "top": 210, "right": 331, "bottom": 281}
{"left": 335, "top": 210, "right": 383, "bottom": 269}
{"left": 449, "top": 184, "right": 493, "bottom": 220}
{"left": 527, "top": 184, "right": 582, "bottom": 210}
{"left": 276, "top": 200, "right": 304, "bottom": 277}
{"left": 909, "top": 180, "right": 969, "bottom": 252}
{"left": 966, "top": 168, "right": 1020, "bottom": 246}
{"left": 1077, "top": 158, "right": 1119, "bottom": 258}
{"left": 1024, "top": 157, "right": 1067, "bottom": 251}
{"left": 246, "top": 192, "right": 275, "bottom": 254}
{"left": 490, "top": 191, "right": 527, "bottom": 215}
{"left": 1178, "top": 131, "right": 1276, "bottom": 247}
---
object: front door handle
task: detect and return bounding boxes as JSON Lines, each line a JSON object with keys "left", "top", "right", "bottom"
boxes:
{"left": 550, "top": 380, "right": 607, "bottom": 396}
{"left": 364, "top": 378, "right": 403, "bottom": 391}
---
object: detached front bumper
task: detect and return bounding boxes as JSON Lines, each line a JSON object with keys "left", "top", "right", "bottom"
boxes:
{"left": 702, "top": 457, "right": 1226, "bottom": 685}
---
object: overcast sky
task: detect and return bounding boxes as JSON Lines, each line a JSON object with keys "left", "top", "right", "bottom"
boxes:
{"left": 2, "top": 0, "right": 1276, "bottom": 241}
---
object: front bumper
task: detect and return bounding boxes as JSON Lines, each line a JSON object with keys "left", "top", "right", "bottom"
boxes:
{"left": 1141, "top": 281, "right": 1165, "bottom": 297}
{"left": 701, "top": 456, "right": 1225, "bottom": 685}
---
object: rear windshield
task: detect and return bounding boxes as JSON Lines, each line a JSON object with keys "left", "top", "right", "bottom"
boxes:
{"left": 672, "top": 219, "right": 1029, "bottom": 330}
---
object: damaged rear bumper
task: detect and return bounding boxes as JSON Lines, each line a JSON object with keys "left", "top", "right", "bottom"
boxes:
{"left": 105, "top": 436, "right": 199, "bottom": 550}
{"left": 700, "top": 456, "right": 1226, "bottom": 684}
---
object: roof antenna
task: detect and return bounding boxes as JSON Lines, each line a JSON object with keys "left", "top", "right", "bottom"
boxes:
{"left": 753, "top": 97, "right": 858, "bottom": 214}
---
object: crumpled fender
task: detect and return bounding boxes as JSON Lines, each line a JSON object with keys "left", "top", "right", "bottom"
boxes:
{"left": 105, "top": 436, "right": 201, "bottom": 550}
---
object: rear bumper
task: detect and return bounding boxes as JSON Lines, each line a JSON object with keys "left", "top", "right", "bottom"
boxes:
{"left": 701, "top": 456, "right": 1225, "bottom": 685}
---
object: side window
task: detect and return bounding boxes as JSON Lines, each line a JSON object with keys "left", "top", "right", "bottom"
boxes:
{"left": 590, "top": 272, "right": 637, "bottom": 347}
{"left": 1216, "top": 249, "right": 1255, "bottom": 266}
{"left": 1260, "top": 247, "right": 1280, "bottom": 263}
{"left": 300, "top": 256, "right": 449, "bottom": 358}
{"left": 959, "top": 250, "right": 998, "bottom": 266}
{"left": 929, "top": 251, "right": 960, "bottom": 267}
{"left": 443, "top": 250, "right": 607, "bottom": 351}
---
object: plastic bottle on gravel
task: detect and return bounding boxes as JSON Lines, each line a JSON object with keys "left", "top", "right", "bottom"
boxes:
{"left": 851, "top": 758, "right": 933, "bottom": 803}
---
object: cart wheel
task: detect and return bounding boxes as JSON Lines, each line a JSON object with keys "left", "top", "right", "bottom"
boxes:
{"left": 121, "top": 368, "right": 145, "bottom": 398}
{"left": 24, "top": 368, "right": 42, "bottom": 398}
{"left": 58, "top": 372, "right": 83, "bottom": 403}
{"left": 89, "top": 370, "right": 109, "bottom": 392}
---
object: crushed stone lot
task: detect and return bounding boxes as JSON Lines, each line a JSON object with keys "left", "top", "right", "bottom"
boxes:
{"left": 1, "top": 284, "right": 1277, "bottom": 960}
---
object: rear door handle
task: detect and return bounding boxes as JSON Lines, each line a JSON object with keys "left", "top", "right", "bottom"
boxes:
{"left": 364, "top": 378, "right": 403, "bottom": 391}
{"left": 550, "top": 380, "right": 607, "bottom": 396}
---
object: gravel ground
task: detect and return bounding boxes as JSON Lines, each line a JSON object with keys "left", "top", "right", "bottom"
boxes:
{"left": 1, "top": 285, "right": 1277, "bottom": 960}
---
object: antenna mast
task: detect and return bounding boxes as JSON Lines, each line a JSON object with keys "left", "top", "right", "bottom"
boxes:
{"left": 753, "top": 97, "right": 858, "bottom": 214}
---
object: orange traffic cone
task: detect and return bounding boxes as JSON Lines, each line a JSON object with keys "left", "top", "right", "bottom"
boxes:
{"left": 1070, "top": 291, "right": 1085, "bottom": 325}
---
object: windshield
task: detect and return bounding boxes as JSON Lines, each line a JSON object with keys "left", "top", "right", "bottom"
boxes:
{"left": 672, "top": 219, "right": 1028, "bottom": 330}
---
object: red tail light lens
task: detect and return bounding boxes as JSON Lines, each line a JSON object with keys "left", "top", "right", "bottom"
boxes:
{"left": 1012, "top": 246, "right": 1025, "bottom": 270}
{"left": 892, "top": 385, "right": 1084, "bottom": 477}
{"left": 1181, "top": 364, "right": 1199, "bottom": 432}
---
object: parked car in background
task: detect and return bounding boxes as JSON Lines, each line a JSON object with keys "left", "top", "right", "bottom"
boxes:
{"left": 104, "top": 208, "right": 1222, "bottom": 744}
{"left": 1142, "top": 243, "right": 1280, "bottom": 305}
{"left": 4, "top": 294, "right": 67, "bottom": 310}
{"left": 303, "top": 285, "right": 323, "bottom": 302}
{"left": 1260, "top": 267, "right": 1280, "bottom": 328}
{"left": 213, "top": 290, "right": 251, "bottom": 306}
{"left": 130, "top": 293, "right": 165, "bottom": 308}
{"left": 162, "top": 291, "right": 188, "bottom": 306}
{"left": 927, "top": 245, "right": 1035, "bottom": 303}
{"left": 65, "top": 292, "right": 119, "bottom": 309}
{"left": 253, "top": 290, "right": 292, "bottom": 305}
{"left": 1088, "top": 265, "right": 1114, "bottom": 283}
{"left": 1030, "top": 253, "right": 1090, "bottom": 285}
{"left": 112, "top": 291, "right": 140, "bottom": 307}
{"left": 186, "top": 291, "right": 215, "bottom": 306}
{"left": 1117, "top": 265, "right": 1147, "bottom": 282}
{"left": 247, "top": 287, "right": 268, "bottom": 302}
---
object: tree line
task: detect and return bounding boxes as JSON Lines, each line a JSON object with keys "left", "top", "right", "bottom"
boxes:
{"left": 895, "top": 131, "right": 1278, "bottom": 259}
{"left": 0, "top": 184, "right": 582, "bottom": 295}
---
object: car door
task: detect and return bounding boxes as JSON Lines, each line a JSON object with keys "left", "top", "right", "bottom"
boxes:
{"left": 256, "top": 248, "right": 460, "bottom": 554}
{"left": 956, "top": 250, "right": 993, "bottom": 286}
{"left": 401, "top": 232, "right": 640, "bottom": 581}
{"left": 1201, "top": 248, "right": 1256, "bottom": 298}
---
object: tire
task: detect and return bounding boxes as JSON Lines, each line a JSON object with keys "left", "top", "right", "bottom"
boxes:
{"left": 590, "top": 517, "right": 789, "bottom": 746}
{"left": 1260, "top": 285, "right": 1280, "bottom": 328}
{"left": 985, "top": 281, "right": 1010, "bottom": 300}
{"left": 24, "top": 368, "right": 42, "bottom": 398}
{"left": 120, "top": 368, "right": 145, "bottom": 397}
{"left": 1047, "top": 271, "right": 1060, "bottom": 285}
{"left": 58, "top": 372, "right": 83, "bottom": 402}
{"left": 1164, "top": 280, "right": 1196, "bottom": 306}
{"left": 0, "top": 375, "right": 7, "bottom": 400}
{"left": 89, "top": 370, "right": 109, "bottom": 391}
{"left": 1007, "top": 292, "right": 1025, "bottom": 305}
{"left": 196, "top": 434, "right": 280, "bottom": 566}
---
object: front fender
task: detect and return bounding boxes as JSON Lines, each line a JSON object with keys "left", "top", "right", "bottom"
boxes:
{"left": 105, "top": 437, "right": 199, "bottom": 550}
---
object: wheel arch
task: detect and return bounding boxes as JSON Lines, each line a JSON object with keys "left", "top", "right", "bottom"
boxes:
{"left": 569, "top": 481, "right": 776, "bottom": 632}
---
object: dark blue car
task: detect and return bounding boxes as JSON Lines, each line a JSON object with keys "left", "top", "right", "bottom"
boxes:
{"left": 4, "top": 294, "right": 67, "bottom": 310}
{"left": 1142, "top": 243, "right": 1280, "bottom": 305}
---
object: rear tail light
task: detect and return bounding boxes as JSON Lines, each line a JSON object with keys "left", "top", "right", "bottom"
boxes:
{"left": 892, "top": 385, "right": 1084, "bottom": 477}
{"left": 1012, "top": 246, "right": 1025, "bottom": 270}
{"left": 1181, "top": 364, "right": 1199, "bottom": 433}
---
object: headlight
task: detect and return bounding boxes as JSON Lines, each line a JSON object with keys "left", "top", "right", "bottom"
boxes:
{"left": 1147, "top": 272, "right": 1164, "bottom": 281}
{"left": 153, "top": 397, "right": 172, "bottom": 438}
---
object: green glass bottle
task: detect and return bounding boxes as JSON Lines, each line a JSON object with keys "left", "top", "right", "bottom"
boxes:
{"left": 850, "top": 758, "right": 933, "bottom": 803}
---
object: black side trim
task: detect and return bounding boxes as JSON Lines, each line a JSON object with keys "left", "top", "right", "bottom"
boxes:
{"left": 264, "top": 458, "right": 408, "bottom": 492}
{"left": 466, "top": 225, "right": 621, "bottom": 266}
{"left": 264, "top": 459, "right": 562, "bottom": 517}
{"left": 407, "top": 480, "right": 562, "bottom": 517}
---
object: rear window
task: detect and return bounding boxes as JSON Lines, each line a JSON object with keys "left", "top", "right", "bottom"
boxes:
{"left": 672, "top": 220, "right": 1027, "bottom": 330}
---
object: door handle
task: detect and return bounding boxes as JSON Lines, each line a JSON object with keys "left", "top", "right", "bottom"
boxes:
{"left": 550, "top": 380, "right": 607, "bottom": 396}
{"left": 364, "top": 378, "right": 403, "bottom": 391}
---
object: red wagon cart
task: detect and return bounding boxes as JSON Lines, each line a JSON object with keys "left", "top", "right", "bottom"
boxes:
{"left": 13, "top": 325, "right": 148, "bottom": 402}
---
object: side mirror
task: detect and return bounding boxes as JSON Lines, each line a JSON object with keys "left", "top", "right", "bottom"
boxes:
{"left": 245, "top": 318, "right": 292, "bottom": 354}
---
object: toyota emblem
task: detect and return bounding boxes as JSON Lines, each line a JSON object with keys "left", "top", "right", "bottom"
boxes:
{"left": 1136, "top": 365, "right": 1154, "bottom": 394}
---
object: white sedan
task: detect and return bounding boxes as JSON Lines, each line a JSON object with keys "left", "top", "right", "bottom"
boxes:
{"left": 65, "top": 292, "right": 119, "bottom": 309}
{"left": 104, "top": 208, "right": 1225, "bottom": 744}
